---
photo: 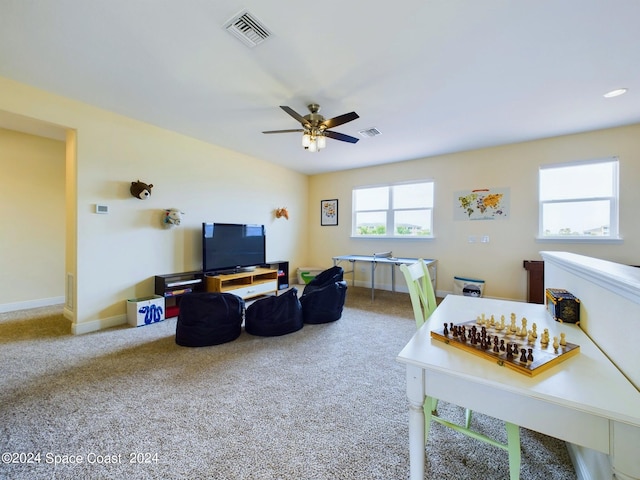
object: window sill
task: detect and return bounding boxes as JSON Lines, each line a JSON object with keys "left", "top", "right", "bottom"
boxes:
{"left": 535, "top": 236, "right": 623, "bottom": 245}
{"left": 350, "top": 235, "right": 435, "bottom": 240}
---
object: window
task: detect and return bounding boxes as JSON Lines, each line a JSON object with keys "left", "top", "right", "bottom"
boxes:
{"left": 352, "top": 181, "right": 434, "bottom": 238}
{"left": 538, "top": 158, "right": 619, "bottom": 240}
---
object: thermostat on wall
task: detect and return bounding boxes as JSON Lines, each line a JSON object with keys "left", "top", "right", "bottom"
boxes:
{"left": 95, "top": 204, "right": 109, "bottom": 214}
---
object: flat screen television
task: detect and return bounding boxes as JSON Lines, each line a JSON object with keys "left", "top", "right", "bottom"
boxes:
{"left": 202, "top": 223, "right": 266, "bottom": 273}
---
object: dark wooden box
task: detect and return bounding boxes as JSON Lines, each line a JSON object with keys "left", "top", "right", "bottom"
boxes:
{"left": 545, "top": 288, "right": 580, "bottom": 324}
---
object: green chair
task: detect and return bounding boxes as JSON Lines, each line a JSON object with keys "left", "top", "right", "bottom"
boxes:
{"left": 399, "top": 260, "right": 521, "bottom": 480}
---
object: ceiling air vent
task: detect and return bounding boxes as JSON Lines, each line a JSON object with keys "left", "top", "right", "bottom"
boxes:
{"left": 358, "top": 127, "right": 382, "bottom": 138}
{"left": 224, "top": 10, "right": 271, "bottom": 48}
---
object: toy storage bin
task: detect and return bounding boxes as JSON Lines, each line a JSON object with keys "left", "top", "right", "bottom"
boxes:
{"left": 453, "top": 276, "right": 485, "bottom": 297}
{"left": 127, "top": 295, "right": 165, "bottom": 326}
{"left": 296, "top": 267, "right": 324, "bottom": 284}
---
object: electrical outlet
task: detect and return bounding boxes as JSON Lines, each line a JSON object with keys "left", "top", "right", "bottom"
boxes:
{"left": 468, "top": 235, "right": 477, "bottom": 243}
{"left": 481, "top": 235, "right": 490, "bottom": 243}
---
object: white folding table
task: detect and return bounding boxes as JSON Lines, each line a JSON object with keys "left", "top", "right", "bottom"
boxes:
{"left": 332, "top": 254, "right": 436, "bottom": 300}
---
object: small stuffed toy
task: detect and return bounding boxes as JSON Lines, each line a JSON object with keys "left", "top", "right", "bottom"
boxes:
{"left": 275, "top": 207, "right": 289, "bottom": 220}
{"left": 163, "top": 208, "right": 183, "bottom": 227}
{"left": 130, "top": 180, "right": 153, "bottom": 200}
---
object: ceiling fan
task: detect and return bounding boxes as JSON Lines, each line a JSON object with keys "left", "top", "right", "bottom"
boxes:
{"left": 262, "top": 104, "right": 359, "bottom": 152}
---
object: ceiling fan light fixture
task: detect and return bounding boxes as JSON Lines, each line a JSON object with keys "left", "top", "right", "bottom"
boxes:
{"left": 264, "top": 104, "right": 360, "bottom": 151}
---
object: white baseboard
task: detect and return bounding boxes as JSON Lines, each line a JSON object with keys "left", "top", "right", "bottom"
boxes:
{"left": 0, "top": 296, "right": 65, "bottom": 314}
{"left": 347, "top": 282, "right": 521, "bottom": 302}
{"left": 63, "top": 306, "right": 74, "bottom": 322}
{"left": 350, "top": 279, "right": 410, "bottom": 294}
{"left": 71, "top": 314, "right": 127, "bottom": 335}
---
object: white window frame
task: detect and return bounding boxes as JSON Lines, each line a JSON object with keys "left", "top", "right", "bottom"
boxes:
{"left": 537, "top": 157, "right": 621, "bottom": 243}
{"left": 351, "top": 180, "right": 435, "bottom": 239}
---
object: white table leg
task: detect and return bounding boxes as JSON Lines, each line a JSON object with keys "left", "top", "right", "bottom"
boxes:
{"left": 406, "top": 365, "right": 425, "bottom": 480}
{"left": 350, "top": 260, "right": 355, "bottom": 286}
{"left": 371, "top": 261, "right": 375, "bottom": 300}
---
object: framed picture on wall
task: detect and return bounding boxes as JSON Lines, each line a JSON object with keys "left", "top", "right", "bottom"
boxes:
{"left": 321, "top": 199, "right": 338, "bottom": 226}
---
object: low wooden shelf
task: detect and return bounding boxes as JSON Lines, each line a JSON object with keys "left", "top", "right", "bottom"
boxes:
{"left": 154, "top": 271, "right": 204, "bottom": 318}
{"left": 205, "top": 267, "right": 278, "bottom": 300}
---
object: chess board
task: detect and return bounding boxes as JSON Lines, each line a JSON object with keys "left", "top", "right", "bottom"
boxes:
{"left": 430, "top": 318, "right": 580, "bottom": 377}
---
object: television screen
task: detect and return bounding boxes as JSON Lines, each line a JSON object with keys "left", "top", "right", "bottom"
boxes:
{"left": 202, "top": 223, "right": 266, "bottom": 273}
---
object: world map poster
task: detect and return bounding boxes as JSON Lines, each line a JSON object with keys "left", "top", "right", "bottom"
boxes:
{"left": 454, "top": 187, "right": 510, "bottom": 221}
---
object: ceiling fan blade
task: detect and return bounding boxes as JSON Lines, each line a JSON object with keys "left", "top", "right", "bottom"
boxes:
{"left": 280, "top": 106, "right": 310, "bottom": 127}
{"left": 322, "top": 111, "right": 359, "bottom": 129}
{"left": 262, "top": 129, "right": 305, "bottom": 134}
{"left": 325, "top": 130, "right": 360, "bottom": 144}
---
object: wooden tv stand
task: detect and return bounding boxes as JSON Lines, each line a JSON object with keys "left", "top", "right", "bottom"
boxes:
{"left": 205, "top": 268, "right": 278, "bottom": 300}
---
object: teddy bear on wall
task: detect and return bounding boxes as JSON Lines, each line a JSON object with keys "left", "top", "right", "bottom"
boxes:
{"left": 130, "top": 180, "right": 153, "bottom": 200}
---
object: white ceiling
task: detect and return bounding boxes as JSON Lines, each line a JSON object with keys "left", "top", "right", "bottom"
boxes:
{"left": 1, "top": 0, "right": 639, "bottom": 175}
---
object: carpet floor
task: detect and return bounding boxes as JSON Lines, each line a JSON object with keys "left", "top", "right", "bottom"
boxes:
{"left": 0, "top": 287, "right": 576, "bottom": 479}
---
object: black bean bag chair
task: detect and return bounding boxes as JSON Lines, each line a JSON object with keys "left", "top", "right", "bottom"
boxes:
{"left": 175, "top": 292, "right": 244, "bottom": 347}
{"left": 303, "top": 266, "right": 344, "bottom": 294}
{"left": 300, "top": 276, "right": 348, "bottom": 324}
{"left": 245, "top": 288, "right": 303, "bottom": 337}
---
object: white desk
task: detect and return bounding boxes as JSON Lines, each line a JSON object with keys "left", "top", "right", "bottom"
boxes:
{"left": 397, "top": 294, "right": 640, "bottom": 480}
{"left": 332, "top": 255, "right": 436, "bottom": 300}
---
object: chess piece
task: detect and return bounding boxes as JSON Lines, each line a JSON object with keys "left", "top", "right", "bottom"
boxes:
{"left": 520, "top": 317, "right": 528, "bottom": 336}
{"left": 520, "top": 348, "right": 528, "bottom": 362}
{"left": 541, "top": 328, "right": 549, "bottom": 345}
{"left": 527, "top": 348, "right": 534, "bottom": 362}
{"left": 553, "top": 336, "right": 559, "bottom": 351}
{"left": 531, "top": 323, "right": 538, "bottom": 338}
{"left": 560, "top": 332, "right": 567, "bottom": 346}
{"left": 527, "top": 330, "right": 535, "bottom": 343}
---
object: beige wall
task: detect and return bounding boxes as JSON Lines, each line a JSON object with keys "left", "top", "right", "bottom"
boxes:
{"left": 308, "top": 124, "right": 640, "bottom": 300}
{"left": 0, "top": 128, "right": 66, "bottom": 309}
{"left": 2, "top": 73, "right": 639, "bottom": 326}
{"left": 0, "top": 76, "right": 309, "bottom": 332}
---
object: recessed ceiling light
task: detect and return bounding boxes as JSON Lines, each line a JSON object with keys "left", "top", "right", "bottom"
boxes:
{"left": 603, "top": 88, "right": 628, "bottom": 98}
